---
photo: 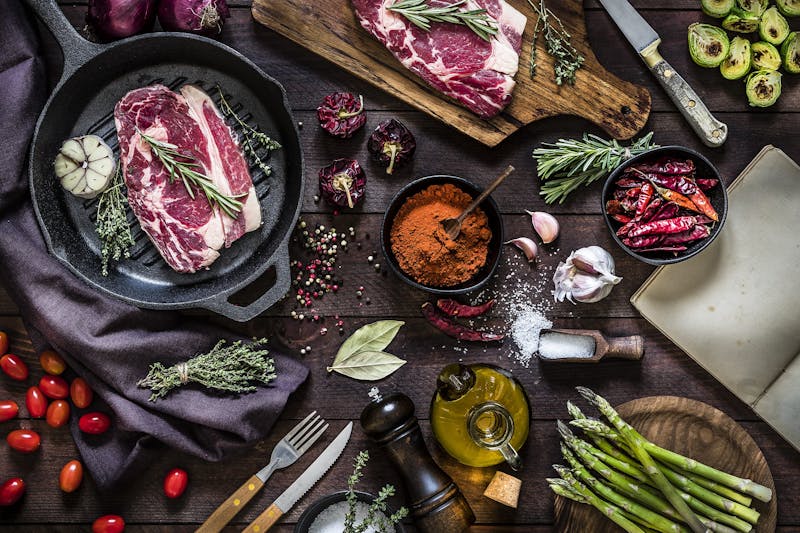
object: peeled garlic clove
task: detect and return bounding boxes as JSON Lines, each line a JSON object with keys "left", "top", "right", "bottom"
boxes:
{"left": 505, "top": 237, "right": 538, "bottom": 262}
{"left": 526, "top": 210, "right": 560, "bottom": 243}
{"left": 54, "top": 135, "right": 116, "bottom": 199}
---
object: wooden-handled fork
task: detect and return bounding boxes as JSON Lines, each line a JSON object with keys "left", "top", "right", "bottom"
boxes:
{"left": 195, "top": 412, "right": 328, "bottom": 533}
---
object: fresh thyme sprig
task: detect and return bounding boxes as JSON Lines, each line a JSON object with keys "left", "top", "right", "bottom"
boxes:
{"left": 388, "top": 0, "right": 498, "bottom": 42}
{"left": 96, "top": 165, "right": 135, "bottom": 276}
{"left": 534, "top": 132, "right": 658, "bottom": 204}
{"left": 216, "top": 86, "right": 281, "bottom": 177}
{"left": 138, "top": 130, "right": 244, "bottom": 218}
{"left": 527, "top": 0, "right": 584, "bottom": 85}
{"left": 343, "top": 451, "right": 409, "bottom": 533}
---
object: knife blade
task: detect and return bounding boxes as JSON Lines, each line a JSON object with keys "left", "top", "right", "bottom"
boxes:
{"left": 597, "top": 0, "right": 728, "bottom": 147}
{"left": 242, "top": 422, "right": 353, "bottom": 533}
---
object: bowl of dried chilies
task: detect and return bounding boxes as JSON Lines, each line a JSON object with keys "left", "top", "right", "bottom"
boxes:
{"left": 602, "top": 146, "right": 728, "bottom": 265}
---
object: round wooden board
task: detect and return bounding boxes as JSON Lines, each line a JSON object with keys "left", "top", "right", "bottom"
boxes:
{"left": 553, "top": 396, "right": 777, "bottom": 532}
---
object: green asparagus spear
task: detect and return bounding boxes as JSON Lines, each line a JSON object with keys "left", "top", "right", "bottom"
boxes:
{"left": 659, "top": 468, "right": 760, "bottom": 525}
{"left": 681, "top": 470, "right": 753, "bottom": 508}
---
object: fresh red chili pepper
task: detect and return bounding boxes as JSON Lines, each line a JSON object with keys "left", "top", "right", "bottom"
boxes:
{"left": 688, "top": 188, "right": 719, "bottom": 222}
{"left": 436, "top": 298, "right": 495, "bottom": 318}
{"left": 652, "top": 184, "right": 701, "bottom": 214}
{"left": 635, "top": 182, "right": 654, "bottom": 218}
{"left": 627, "top": 216, "right": 697, "bottom": 238}
{"left": 611, "top": 214, "right": 632, "bottom": 224}
{"left": 25, "top": 386, "right": 47, "bottom": 418}
{"left": 421, "top": 303, "right": 504, "bottom": 342}
{"left": 0, "top": 401, "right": 18, "bottom": 422}
{"left": 695, "top": 178, "right": 719, "bottom": 190}
{"left": 0, "top": 478, "right": 25, "bottom": 506}
{"left": 627, "top": 158, "right": 695, "bottom": 175}
{"left": 0, "top": 354, "right": 28, "bottom": 381}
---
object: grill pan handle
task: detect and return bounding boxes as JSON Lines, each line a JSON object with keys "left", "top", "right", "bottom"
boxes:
{"left": 200, "top": 243, "right": 292, "bottom": 322}
{"left": 24, "top": 0, "right": 104, "bottom": 82}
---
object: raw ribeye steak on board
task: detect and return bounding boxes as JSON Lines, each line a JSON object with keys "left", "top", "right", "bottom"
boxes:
{"left": 114, "top": 84, "right": 261, "bottom": 274}
{"left": 351, "top": 0, "right": 526, "bottom": 118}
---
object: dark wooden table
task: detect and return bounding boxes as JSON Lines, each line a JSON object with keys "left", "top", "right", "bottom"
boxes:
{"left": 1, "top": 1, "right": 798, "bottom": 531}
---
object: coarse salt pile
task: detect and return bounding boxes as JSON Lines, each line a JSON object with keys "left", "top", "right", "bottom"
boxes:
{"left": 538, "top": 331, "right": 596, "bottom": 360}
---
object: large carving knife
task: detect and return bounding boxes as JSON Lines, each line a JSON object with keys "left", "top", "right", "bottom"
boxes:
{"left": 598, "top": 0, "right": 728, "bottom": 147}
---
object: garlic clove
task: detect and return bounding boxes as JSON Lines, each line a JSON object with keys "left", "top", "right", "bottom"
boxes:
{"left": 526, "top": 210, "right": 560, "bottom": 243}
{"left": 505, "top": 237, "right": 538, "bottom": 262}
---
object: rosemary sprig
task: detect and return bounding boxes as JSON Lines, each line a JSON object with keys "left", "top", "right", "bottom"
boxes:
{"left": 96, "top": 165, "right": 135, "bottom": 276}
{"left": 388, "top": 0, "right": 498, "bottom": 42}
{"left": 527, "top": 0, "right": 584, "bottom": 85}
{"left": 216, "top": 86, "right": 281, "bottom": 177}
{"left": 533, "top": 132, "right": 658, "bottom": 204}
{"left": 138, "top": 130, "right": 244, "bottom": 218}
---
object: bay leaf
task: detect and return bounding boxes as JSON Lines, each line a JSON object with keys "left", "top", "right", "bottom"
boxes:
{"left": 327, "top": 351, "right": 407, "bottom": 381}
{"left": 331, "top": 320, "right": 404, "bottom": 368}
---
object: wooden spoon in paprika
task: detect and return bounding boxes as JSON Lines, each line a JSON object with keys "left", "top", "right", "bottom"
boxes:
{"left": 441, "top": 165, "right": 514, "bottom": 240}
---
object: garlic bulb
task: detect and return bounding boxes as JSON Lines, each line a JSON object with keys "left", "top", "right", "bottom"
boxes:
{"left": 54, "top": 135, "right": 116, "bottom": 199}
{"left": 553, "top": 246, "right": 622, "bottom": 304}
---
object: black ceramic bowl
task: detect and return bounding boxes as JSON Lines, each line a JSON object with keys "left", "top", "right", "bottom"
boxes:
{"left": 602, "top": 146, "right": 728, "bottom": 266}
{"left": 380, "top": 175, "right": 504, "bottom": 295}
{"left": 294, "top": 490, "right": 407, "bottom": 533}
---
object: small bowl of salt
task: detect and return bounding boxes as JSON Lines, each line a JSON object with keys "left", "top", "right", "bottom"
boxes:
{"left": 295, "top": 490, "right": 407, "bottom": 533}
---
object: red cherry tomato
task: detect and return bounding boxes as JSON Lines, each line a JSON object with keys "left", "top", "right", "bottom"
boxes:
{"left": 25, "top": 386, "right": 47, "bottom": 418}
{"left": 70, "top": 377, "right": 93, "bottom": 409}
{"left": 163, "top": 468, "right": 188, "bottom": 499}
{"left": 39, "top": 350, "right": 67, "bottom": 375}
{"left": 39, "top": 375, "right": 69, "bottom": 399}
{"left": 46, "top": 400, "right": 70, "bottom": 428}
{"left": 0, "top": 331, "right": 8, "bottom": 355}
{"left": 0, "top": 401, "right": 18, "bottom": 422}
{"left": 79, "top": 412, "right": 111, "bottom": 435}
{"left": 59, "top": 460, "right": 83, "bottom": 493}
{"left": 92, "top": 514, "right": 125, "bottom": 533}
{"left": 0, "top": 354, "right": 28, "bottom": 381}
{"left": 0, "top": 478, "right": 25, "bottom": 506}
{"left": 7, "top": 429, "right": 40, "bottom": 453}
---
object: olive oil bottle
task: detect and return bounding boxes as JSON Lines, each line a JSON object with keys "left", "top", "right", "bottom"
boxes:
{"left": 430, "top": 363, "right": 530, "bottom": 469}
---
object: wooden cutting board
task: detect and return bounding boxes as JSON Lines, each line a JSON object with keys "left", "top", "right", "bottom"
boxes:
{"left": 554, "top": 396, "right": 777, "bottom": 532}
{"left": 251, "top": 0, "right": 651, "bottom": 147}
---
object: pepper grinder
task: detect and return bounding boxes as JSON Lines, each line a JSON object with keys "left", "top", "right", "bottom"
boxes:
{"left": 360, "top": 389, "right": 475, "bottom": 533}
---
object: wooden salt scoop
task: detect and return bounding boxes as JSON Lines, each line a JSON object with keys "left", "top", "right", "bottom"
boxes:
{"left": 441, "top": 165, "right": 514, "bottom": 240}
{"left": 537, "top": 329, "right": 644, "bottom": 363}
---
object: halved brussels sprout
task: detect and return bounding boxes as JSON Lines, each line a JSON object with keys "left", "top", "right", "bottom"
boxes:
{"left": 776, "top": 0, "right": 800, "bottom": 17}
{"left": 752, "top": 41, "right": 782, "bottom": 70}
{"left": 759, "top": 7, "right": 790, "bottom": 45}
{"left": 702, "top": 0, "right": 735, "bottom": 17}
{"left": 737, "top": 0, "right": 768, "bottom": 15}
{"left": 782, "top": 32, "right": 800, "bottom": 73}
{"left": 723, "top": 8, "right": 760, "bottom": 33}
{"left": 688, "top": 23, "right": 731, "bottom": 67}
{"left": 721, "top": 36, "right": 752, "bottom": 79}
{"left": 746, "top": 70, "right": 782, "bottom": 107}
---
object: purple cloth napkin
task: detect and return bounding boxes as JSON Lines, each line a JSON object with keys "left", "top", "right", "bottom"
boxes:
{"left": 0, "top": 3, "right": 308, "bottom": 491}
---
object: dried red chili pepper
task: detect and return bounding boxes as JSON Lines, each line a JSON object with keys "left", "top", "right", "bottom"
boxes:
{"left": 611, "top": 214, "right": 632, "bottom": 224}
{"left": 421, "top": 303, "right": 503, "bottom": 342}
{"left": 688, "top": 188, "right": 718, "bottom": 222}
{"left": 639, "top": 198, "right": 663, "bottom": 222}
{"left": 619, "top": 196, "right": 637, "bottom": 213}
{"left": 648, "top": 201, "right": 680, "bottom": 222}
{"left": 436, "top": 298, "right": 495, "bottom": 318}
{"left": 627, "top": 216, "right": 697, "bottom": 238}
{"left": 623, "top": 234, "right": 662, "bottom": 249}
{"left": 661, "top": 224, "right": 711, "bottom": 245}
{"left": 316, "top": 92, "right": 366, "bottom": 138}
{"left": 606, "top": 199, "right": 624, "bottom": 215}
{"left": 318, "top": 159, "right": 366, "bottom": 209}
{"left": 633, "top": 171, "right": 697, "bottom": 195}
{"left": 635, "top": 183, "right": 654, "bottom": 218}
{"left": 367, "top": 119, "right": 416, "bottom": 175}
{"left": 695, "top": 178, "right": 719, "bottom": 191}
{"left": 627, "top": 158, "right": 695, "bottom": 175}
{"left": 637, "top": 246, "right": 688, "bottom": 254}
{"left": 614, "top": 177, "right": 644, "bottom": 188}
{"left": 651, "top": 184, "right": 701, "bottom": 214}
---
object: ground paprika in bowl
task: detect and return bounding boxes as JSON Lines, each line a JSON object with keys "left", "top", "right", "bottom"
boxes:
{"left": 381, "top": 175, "right": 504, "bottom": 294}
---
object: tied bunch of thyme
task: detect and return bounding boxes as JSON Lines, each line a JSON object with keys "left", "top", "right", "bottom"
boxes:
{"left": 344, "top": 451, "right": 409, "bottom": 533}
{"left": 96, "top": 165, "right": 135, "bottom": 276}
{"left": 137, "top": 338, "right": 276, "bottom": 401}
{"left": 528, "top": 0, "right": 584, "bottom": 85}
{"left": 534, "top": 132, "right": 658, "bottom": 204}
{"left": 216, "top": 86, "right": 282, "bottom": 177}
{"left": 388, "top": 0, "right": 498, "bottom": 42}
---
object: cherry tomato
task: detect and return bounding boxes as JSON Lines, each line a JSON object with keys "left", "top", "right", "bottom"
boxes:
{"left": 39, "top": 350, "right": 67, "bottom": 375}
{"left": 59, "top": 460, "right": 83, "bottom": 493}
{"left": 0, "top": 400, "right": 18, "bottom": 422}
{"left": 0, "top": 354, "right": 28, "bottom": 381}
{"left": 163, "top": 468, "right": 188, "bottom": 499}
{"left": 25, "top": 386, "right": 47, "bottom": 418}
{"left": 70, "top": 377, "right": 93, "bottom": 409}
{"left": 79, "top": 412, "right": 111, "bottom": 435}
{"left": 7, "top": 429, "right": 40, "bottom": 453}
{"left": 46, "top": 400, "right": 70, "bottom": 428}
{"left": 0, "top": 331, "right": 8, "bottom": 355}
{"left": 0, "top": 478, "right": 25, "bottom": 506}
{"left": 39, "top": 375, "right": 69, "bottom": 399}
{"left": 92, "top": 514, "right": 125, "bottom": 533}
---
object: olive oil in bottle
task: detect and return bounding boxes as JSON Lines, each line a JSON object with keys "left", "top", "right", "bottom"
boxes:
{"left": 430, "top": 363, "right": 530, "bottom": 469}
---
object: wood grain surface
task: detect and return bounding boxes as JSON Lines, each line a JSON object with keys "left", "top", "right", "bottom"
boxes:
{"left": 554, "top": 396, "right": 777, "bottom": 532}
{"left": 251, "top": 0, "right": 651, "bottom": 146}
